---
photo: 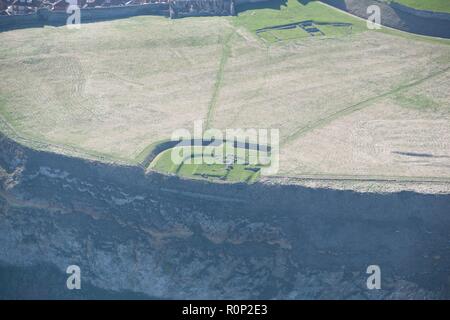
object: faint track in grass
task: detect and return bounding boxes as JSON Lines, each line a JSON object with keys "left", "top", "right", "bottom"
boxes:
{"left": 205, "top": 31, "right": 234, "bottom": 130}
{"left": 281, "top": 66, "right": 450, "bottom": 146}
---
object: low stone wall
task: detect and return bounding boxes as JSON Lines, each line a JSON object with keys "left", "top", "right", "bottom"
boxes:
{"left": 235, "top": 0, "right": 269, "bottom": 4}
{"left": 169, "top": 0, "right": 235, "bottom": 18}
{"left": 0, "top": 13, "right": 42, "bottom": 29}
{"left": 44, "top": 3, "right": 168, "bottom": 24}
{"left": 0, "top": 0, "right": 273, "bottom": 30}
{"left": 0, "top": 3, "right": 168, "bottom": 30}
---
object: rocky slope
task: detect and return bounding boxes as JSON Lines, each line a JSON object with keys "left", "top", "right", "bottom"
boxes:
{"left": 0, "top": 133, "right": 449, "bottom": 299}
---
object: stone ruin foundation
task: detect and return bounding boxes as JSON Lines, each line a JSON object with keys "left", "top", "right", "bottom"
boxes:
{"left": 169, "top": 0, "right": 235, "bottom": 18}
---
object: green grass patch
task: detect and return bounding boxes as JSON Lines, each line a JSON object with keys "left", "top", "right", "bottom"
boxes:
{"left": 149, "top": 143, "right": 266, "bottom": 183}
{"left": 259, "top": 27, "right": 310, "bottom": 42}
{"left": 394, "top": 93, "right": 441, "bottom": 111}
{"left": 234, "top": 0, "right": 366, "bottom": 42}
{"left": 134, "top": 139, "right": 173, "bottom": 165}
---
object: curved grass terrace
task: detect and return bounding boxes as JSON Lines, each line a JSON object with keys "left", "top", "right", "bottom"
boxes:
{"left": 149, "top": 144, "right": 264, "bottom": 183}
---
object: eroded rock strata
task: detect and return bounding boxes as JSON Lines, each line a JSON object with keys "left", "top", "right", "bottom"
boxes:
{"left": 0, "top": 133, "right": 449, "bottom": 299}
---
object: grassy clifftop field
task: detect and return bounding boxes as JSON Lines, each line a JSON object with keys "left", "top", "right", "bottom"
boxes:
{"left": 1, "top": 0, "right": 449, "bottom": 184}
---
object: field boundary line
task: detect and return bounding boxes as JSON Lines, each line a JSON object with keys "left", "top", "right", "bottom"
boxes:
{"left": 281, "top": 66, "right": 450, "bottom": 146}
{"left": 205, "top": 31, "right": 234, "bottom": 129}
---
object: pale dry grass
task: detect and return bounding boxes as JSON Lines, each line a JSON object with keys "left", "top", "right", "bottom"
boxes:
{"left": 279, "top": 92, "right": 450, "bottom": 178}
{"left": 210, "top": 32, "right": 450, "bottom": 144}
{"left": 0, "top": 15, "right": 450, "bottom": 182}
{"left": 0, "top": 17, "right": 233, "bottom": 159}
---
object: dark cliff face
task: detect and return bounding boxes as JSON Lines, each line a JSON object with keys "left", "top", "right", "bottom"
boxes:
{"left": 322, "top": 0, "right": 450, "bottom": 39}
{"left": 0, "top": 134, "right": 449, "bottom": 299}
